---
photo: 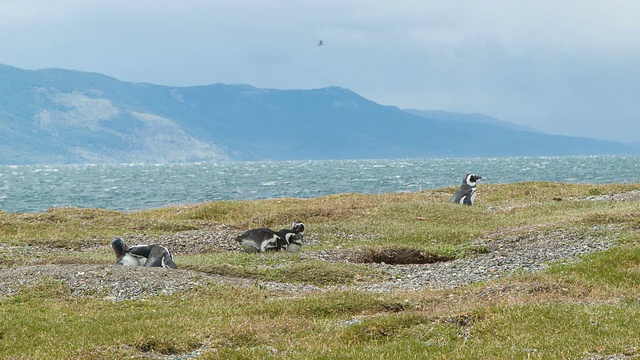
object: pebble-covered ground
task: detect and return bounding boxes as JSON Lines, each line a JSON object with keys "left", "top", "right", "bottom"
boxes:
{"left": 0, "top": 191, "right": 638, "bottom": 302}
{"left": 1, "top": 192, "right": 638, "bottom": 360}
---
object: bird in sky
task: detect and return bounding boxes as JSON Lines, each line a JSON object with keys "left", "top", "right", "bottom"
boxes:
{"left": 317, "top": 40, "right": 324, "bottom": 46}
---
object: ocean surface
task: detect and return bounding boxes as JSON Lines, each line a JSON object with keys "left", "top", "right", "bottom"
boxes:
{"left": 0, "top": 156, "right": 638, "bottom": 213}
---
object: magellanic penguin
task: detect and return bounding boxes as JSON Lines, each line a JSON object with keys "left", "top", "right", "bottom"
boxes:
{"left": 110, "top": 237, "right": 178, "bottom": 268}
{"left": 449, "top": 174, "right": 482, "bottom": 206}
{"left": 235, "top": 228, "right": 284, "bottom": 253}
{"left": 279, "top": 221, "right": 305, "bottom": 253}
{"left": 235, "top": 221, "right": 306, "bottom": 253}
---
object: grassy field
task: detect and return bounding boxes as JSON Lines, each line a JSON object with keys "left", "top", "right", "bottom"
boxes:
{"left": 1, "top": 182, "right": 640, "bottom": 359}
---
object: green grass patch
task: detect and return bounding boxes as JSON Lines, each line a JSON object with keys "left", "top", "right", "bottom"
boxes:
{"left": 467, "top": 303, "right": 640, "bottom": 358}
{"left": 548, "top": 245, "right": 640, "bottom": 291}
{"left": 181, "top": 252, "right": 386, "bottom": 286}
{"left": 2, "top": 182, "right": 640, "bottom": 358}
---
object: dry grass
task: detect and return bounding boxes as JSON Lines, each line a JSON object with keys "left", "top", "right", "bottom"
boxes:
{"left": 1, "top": 182, "right": 640, "bottom": 359}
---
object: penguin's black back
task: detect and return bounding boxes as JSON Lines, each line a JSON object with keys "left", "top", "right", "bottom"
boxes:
{"left": 236, "top": 228, "right": 287, "bottom": 252}
{"left": 128, "top": 244, "right": 178, "bottom": 268}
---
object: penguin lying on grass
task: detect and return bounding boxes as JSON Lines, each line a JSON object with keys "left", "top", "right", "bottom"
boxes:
{"left": 449, "top": 173, "right": 482, "bottom": 206}
{"left": 111, "top": 237, "right": 178, "bottom": 268}
{"left": 282, "top": 221, "right": 305, "bottom": 253}
{"left": 235, "top": 221, "right": 305, "bottom": 253}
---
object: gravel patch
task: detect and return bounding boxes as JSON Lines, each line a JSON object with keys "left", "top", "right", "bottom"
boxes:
{"left": 0, "top": 262, "right": 322, "bottom": 301}
{"left": 121, "top": 223, "right": 244, "bottom": 255}
{"left": 313, "top": 226, "right": 619, "bottom": 293}
{"left": 0, "top": 224, "right": 624, "bottom": 299}
{"left": 0, "top": 192, "right": 637, "bottom": 359}
{"left": 580, "top": 190, "right": 640, "bottom": 202}
{"left": 0, "top": 191, "right": 636, "bottom": 302}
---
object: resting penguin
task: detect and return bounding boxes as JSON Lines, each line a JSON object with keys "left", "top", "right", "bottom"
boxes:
{"left": 235, "top": 221, "right": 306, "bottom": 253}
{"left": 449, "top": 173, "right": 482, "bottom": 206}
{"left": 278, "top": 221, "right": 305, "bottom": 253}
{"left": 235, "top": 228, "right": 286, "bottom": 253}
{"left": 110, "top": 237, "right": 178, "bottom": 268}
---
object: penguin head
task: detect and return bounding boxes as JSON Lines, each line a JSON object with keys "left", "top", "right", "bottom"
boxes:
{"left": 464, "top": 174, "right": 482, "bottom": 187}
{"left": 111, "top": 237, "right": 142, "bottom": 266}
{"left": 291, "top": 221, "right": 305, "bottom": 234}
{"left": 111, "top": 237, "right": 129, "bottom": 257}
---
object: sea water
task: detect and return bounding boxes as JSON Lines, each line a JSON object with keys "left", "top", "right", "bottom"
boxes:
{"left": 0, "top": 156, "right": 638, "bottom": 213}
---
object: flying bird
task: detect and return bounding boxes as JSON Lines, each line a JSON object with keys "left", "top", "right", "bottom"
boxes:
{"left": 317, "top": 40, "right": 324, "bottom": 46}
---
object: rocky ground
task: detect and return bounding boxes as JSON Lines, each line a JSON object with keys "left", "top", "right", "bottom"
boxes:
{"left": 0, "top": 191, "right": 638, "bottom": 302}
{"left": 0, "top": 191, "right": 638, "bottom": 360}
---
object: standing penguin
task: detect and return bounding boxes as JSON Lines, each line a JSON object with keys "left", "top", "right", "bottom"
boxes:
{"left": 235, "top": 221, "right": 306, "bottom": 253}
{"left": 110, "top": 237, "right": 178, "bottom": 268}
{"left": 449, "top": 174, "right": 482, "bottom": 206}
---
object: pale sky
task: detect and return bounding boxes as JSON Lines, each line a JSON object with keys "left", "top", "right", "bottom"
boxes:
{"left": 1, "top": 0, "right": 639, "bottom": 142}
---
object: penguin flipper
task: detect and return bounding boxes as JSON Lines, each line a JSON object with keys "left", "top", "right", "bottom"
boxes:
{"left": 163, "top": 257, "right": 178, "bottom": 269}
{"left": 451, "top": 185, "right": 474, "bottom": 205}
{"left": 128, "top": 245, "right": 153, "bottom": 258}
{"left": 449, "top": 190, "right": 463, "bottom": 203}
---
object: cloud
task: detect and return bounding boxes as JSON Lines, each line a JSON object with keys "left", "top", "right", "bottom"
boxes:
{"left": 0, "top": 0, "right": 639, "bottom": 141}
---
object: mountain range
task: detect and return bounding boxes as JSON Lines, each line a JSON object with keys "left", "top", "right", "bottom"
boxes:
{"left": 0, "top": 64, "right": 636, "bottom": 164}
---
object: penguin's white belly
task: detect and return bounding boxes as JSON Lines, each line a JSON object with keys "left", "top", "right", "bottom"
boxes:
{"left": 239, "top": 239, "right": 260, "bottom": 253}
{"left": 120, "top": 253, "right": 143, "bottom": 266}
{"left": 284, "top": 243, "right": 302, "bottom": 253}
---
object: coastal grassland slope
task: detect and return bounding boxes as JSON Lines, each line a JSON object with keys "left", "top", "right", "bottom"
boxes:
{"left": 0, "top": 182, "right": 640, "bottom": 359}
